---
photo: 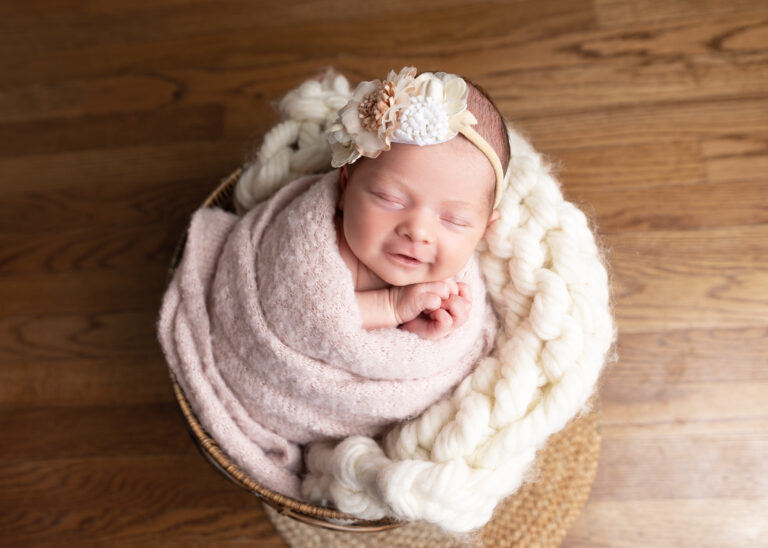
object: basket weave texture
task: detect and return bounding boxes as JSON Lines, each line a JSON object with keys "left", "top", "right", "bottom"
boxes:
{"left": 264, "top": 397, "right": 600, "bottom": 547}
{"left": 165, "top": 166, "right": 602, "bottom": 541}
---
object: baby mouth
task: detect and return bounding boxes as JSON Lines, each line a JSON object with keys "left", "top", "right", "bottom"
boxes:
{"left": 388, "top": 252, "right": 423, "bottom": 266}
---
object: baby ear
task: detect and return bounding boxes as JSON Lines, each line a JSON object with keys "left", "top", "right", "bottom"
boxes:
{"left": 486, "top": 209, "right": 500, "bottom": 229}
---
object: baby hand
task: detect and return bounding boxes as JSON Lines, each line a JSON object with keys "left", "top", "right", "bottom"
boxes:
{"left": 394, "top": 280, "right": 472, "bottom": 340}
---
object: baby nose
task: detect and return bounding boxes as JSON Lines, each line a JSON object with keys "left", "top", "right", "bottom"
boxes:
{"left": 398, "top": 209, "right": 434, "bottom": 244}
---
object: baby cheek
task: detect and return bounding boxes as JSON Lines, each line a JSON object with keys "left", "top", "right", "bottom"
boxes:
{"left": 362, "top": 209, "right": 393, "bottom": 240}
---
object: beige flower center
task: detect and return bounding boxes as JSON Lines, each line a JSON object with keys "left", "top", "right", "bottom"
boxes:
{"left": 358, "top": 81, "right": 396, "bottom": 132}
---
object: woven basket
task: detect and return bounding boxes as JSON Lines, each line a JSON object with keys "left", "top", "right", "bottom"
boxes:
{"left": 164, "top": 166, "right": 602, "bottom": 542}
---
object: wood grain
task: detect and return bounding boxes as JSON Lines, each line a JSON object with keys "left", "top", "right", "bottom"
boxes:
{"left": 1, "top": 0, "right": 766, "bottom": 545}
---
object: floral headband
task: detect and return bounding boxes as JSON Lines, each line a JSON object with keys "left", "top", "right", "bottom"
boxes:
{"left": 326, "top": 66, "right": 507, "bottom": 209}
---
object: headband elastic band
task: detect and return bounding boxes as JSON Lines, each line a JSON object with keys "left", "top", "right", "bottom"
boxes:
{"left": 459, "top": 125, "right": 505, "bottom": 209}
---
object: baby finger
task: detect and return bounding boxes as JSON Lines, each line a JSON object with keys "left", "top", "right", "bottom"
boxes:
{"left": 421, "top": 292, "right": 443, "bottom": 312}
{"left": 421, "top": 281, "right": 451, "bottom": 300}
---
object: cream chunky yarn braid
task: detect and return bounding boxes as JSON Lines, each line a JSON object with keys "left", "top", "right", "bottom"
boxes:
{"left": 235, "top": 69, "right": 352, "bottom": 212}
{"left": 235, "top": 70, "right": 617, "bottom": 534}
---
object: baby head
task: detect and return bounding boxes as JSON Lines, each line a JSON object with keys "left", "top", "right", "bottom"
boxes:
{"left": 330, "top": 68, "right": 510, "bottom": 287}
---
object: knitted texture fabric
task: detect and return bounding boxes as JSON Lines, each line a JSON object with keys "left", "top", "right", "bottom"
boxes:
{"left": 234, "top": 70, "right": 616, "bottom": 534}
{"left": 157, "top": 170, "right": 498, "bottom": 499}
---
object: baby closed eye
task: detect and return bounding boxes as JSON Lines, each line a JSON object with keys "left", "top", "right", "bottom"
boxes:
{"left": 442, "top": 217, "right": 471, "bottom": 228}
{"left": 371, "top": 192, "right": 472, "bottom": 228}
{"left": 373, "top": 193, "right": 404, "bottom": 207}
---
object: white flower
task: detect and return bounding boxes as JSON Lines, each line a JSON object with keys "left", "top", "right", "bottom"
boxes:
{"left": 392, "top": 72, "right": 477, "bottom": 145}
{"left": 326, "top": 67, "right": 477, "bottom": 166}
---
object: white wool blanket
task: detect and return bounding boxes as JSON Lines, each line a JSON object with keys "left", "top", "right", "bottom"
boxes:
{"left": 157, "top": 170, "right": 498, "bottom": 499}
{"left": 296, "top": 128, "right": 617, "bottom": 532}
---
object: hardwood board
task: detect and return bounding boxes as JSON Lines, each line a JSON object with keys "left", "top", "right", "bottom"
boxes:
{"left": 0, "top": 267, "right": 173, "bottom": 316}
{"left": 0, "top": 2, "right": 593, "bottom": 89}
{"left": 508, "top": 96, "right": 768, "bottom": 152}
{"left": 0, "top": 403, "right": 191, "bottom": 460}
{"left": 607, "top": 326, "right": 768, "bottom": 383}
{"left": 3, "top": 19, "right": 767, "bottom": 122}
{"left": 0, "top": 451, "right": 284, "bottom": 544}
{"left": 580, "top": 499, "right": 767, "bottom": 547}
{"left": 0, "top": 140, "right": 246, "bottom": 235}
{"left": 0, "top": 502, "right": 282, "bottom": 547}
{"left": 0, "top": 223, "right": 185, "bottom": 275}
{"left": 595, "top": 0, "right": 768, "bottom": 28}
{"left": 0, "top": 104, "right": 224, "bottom": 158}
{"left": 0, "top": 310, "right": 167, "bottom": 364}
{"left": 0, "top": 455, "right": 258, "bottom": 514}
{"left": 568, "top": 179, "right": 768, "bottom": 232}
{"left": 600, "top": 380, "right": 768, "bottom": 430}
{"left": 0, "top": 357, "right": 174, "bottom": 406}
{"left": 606, "top": 225, "right": 768, "bottom": 333}
{"left": 553, "top": 139, "right": 706, "bottom": 192}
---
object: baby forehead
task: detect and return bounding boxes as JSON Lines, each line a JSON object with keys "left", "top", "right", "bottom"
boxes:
{"left": 378, "top": 138, "right": 491, "bottom": 174}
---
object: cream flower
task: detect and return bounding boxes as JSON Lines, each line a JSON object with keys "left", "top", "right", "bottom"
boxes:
{"left": 326, "top": 67, "right": 477, "bottom": 166}
{"left": 328, "top": 66, "right": 417, "bottom": 167}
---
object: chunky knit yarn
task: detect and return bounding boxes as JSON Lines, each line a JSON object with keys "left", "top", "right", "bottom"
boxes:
{"left": 234, "top": 69, "right": 617, "bottom": 533}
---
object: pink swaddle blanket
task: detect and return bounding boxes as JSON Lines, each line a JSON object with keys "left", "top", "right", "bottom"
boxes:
{"left": 157, "top": 169, "right": 498, "bottom": 499}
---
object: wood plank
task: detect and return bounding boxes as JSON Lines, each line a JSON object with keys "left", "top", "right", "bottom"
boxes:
{"left": 704, "top": 142, "right": 768, "bottom": 184}
{"left": 608, "top": 327, "right": 768, "bottom": 384}
{"left": 0, "top": 404, "right": 190, "bottom": 460}
{"left": 553, "top": 140, "right": 705, "bottom": 192}
{"left": 0, "top": 140, "right": 244, "bottom": 234}
{"left": 0, "top": 453, "right": 260, "bottom": 513}
{"left": 561, "top": 512, "right": 590, "bottom": 548}
{"left": 0, "top": 223, "right": 182, "bottom": 275}
{"left": 3, "top": 11, "right": 767, "bottom": 123}
{"left": 1, "top": 502, "right": 283, "bottom": 547}
{"left": 595, "top": 0, "right": 768, "bottom": 28}
{"left": 601, "top": 373, "right": 768, "bottom": 424}
{"left": 510, "top": 96, "right": 768, "bottom": 151}
{"left": 606, "top": 225, "right": 768, "bottom": 333}
{"left": 0, "top": 104, "right": 224, "bottom": 157}
{"left": 0, "top": 0, "right": 535, "bottom": 50}
{"left": 0, "top": 267, "right": 171, "bottom": 315}
{"left": 568, "top": 179, "right": 768, "bottom": 232}
{"left": 0, "top": 1, "right": 593, "bottom": 89}
{"left": 595, "top": 384, "right": 768, "bottom": 499}
{"left": 581, "top": 499, "right": 767, "bottom": 547}
{"left": 0, "top": 310, "right": 167, "bottom": 365}
{"left": 0, "top": 357, "right": 174, "bottom": 406}
{"left": 2, "top": 5, "right": 765, "bottom": 123}
{"left": 0, "top": 453, "right": 284, "bottom": 545}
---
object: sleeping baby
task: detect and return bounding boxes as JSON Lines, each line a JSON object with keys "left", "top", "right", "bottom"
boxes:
{"left": 333, "top": 68, "right": 509, "bottom": 340}
{"left": 157, "top": 66, "right": 510, "bottom": 500}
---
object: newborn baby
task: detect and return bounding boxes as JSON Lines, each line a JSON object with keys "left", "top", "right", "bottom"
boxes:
{"left": 333, "top": 76, "right": 509, "bottom": 340}
{"left": 157, "top": 67, "right": 511, "bottom": 499}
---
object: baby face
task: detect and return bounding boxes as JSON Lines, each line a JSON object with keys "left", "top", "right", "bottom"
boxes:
{"left": 338, "top": 137, "right": 499, "bottom": 287}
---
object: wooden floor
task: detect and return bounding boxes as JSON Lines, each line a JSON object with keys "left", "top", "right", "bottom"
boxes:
{"left": 2, "top": 1, "right": 766, "bottom": 546}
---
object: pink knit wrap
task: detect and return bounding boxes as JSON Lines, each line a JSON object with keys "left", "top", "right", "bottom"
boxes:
{"left": 157, "top": 170, "right": 498, "bottom": 499}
